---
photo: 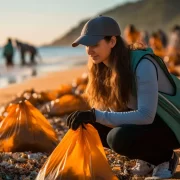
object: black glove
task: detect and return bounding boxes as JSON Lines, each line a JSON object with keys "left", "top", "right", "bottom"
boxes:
{"left": 66, "top": 108, "right": 96, "bottom": 130}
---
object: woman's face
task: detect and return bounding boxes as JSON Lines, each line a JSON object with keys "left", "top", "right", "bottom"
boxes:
{"left": 85, "top": 37, "right": 116, "bottom": 66}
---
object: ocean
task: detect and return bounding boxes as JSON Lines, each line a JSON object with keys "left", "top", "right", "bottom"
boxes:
{"left": 0, "top": 46, "right": 87, "bottom": 88}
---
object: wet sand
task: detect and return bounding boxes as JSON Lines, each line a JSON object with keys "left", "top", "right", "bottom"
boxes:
{"left": 0, "top": 65, "right": 87, "bottom": 106}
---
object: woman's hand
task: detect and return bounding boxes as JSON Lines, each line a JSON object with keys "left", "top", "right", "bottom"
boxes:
{"left": 66, "top": 108, "right": 96, "bottom": 130}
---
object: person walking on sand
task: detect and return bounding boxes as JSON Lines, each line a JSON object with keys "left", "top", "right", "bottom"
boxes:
{"left": 3, "top": 38, "right": 14, "bottom": 67}
{"left": 66, "top": 15, "right": 180, "bottom": 179}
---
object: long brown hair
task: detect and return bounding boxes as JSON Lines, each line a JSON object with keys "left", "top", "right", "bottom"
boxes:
{"left": 85, "top": 36, "right": 133, "bottom": 111}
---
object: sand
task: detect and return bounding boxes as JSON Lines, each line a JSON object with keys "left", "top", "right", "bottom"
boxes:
{"left": 0, "top": 65, "right": 87, "bottom": 106}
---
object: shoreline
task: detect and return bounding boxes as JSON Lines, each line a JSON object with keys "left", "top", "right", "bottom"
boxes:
{"left": 0, "top": 65, "right": 87, "bottom": 106}
{"left": 0, "top": 54, "right": 87, "bottom": 88}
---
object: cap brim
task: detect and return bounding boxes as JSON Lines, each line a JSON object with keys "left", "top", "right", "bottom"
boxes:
{"left": 72, "top": 35, "right": 104, "bottom": 47}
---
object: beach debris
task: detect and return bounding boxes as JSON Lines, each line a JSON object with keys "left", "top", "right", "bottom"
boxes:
{"left": 0, "top": 151, "right": 48, "bottom": 180}
{"left": 0, "top": 100, "right": 58, "bottom": 153}
{"left": 38, "top": 90, "right": 59, "bottom": 103}
{"left": 40, "top": 94, "right": 90, "bottom": 116}
{"left": 47, "top": 116, "right": 68, "bottom": 141}
{"left": 72, "top": 72, "right": 88, "bottom": 88}
{"left": 56, "top": 84, "right": 74, "bottom": 98}
{"left": 10, "top": 89, "right": 38, "bottom": 104}
{"left": 105, "top": 148, "right": 135, "bottom": 179}
{"left": 0, "top": 148, "right": 132, "bottom": 180}
{"left": 4, "top": 89, "right": 60, "bottom": 110}
{"left": 74, "top": 84, "right": 87, "bottom": 95}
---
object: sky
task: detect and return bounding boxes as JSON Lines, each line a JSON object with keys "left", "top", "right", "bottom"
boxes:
{"left": 0, "top": 0, "right": 138, "bottom": 46}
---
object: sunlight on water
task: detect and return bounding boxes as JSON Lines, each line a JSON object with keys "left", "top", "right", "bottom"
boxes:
{"left": 0, "top": 46, "right": 87, "bottom": 88}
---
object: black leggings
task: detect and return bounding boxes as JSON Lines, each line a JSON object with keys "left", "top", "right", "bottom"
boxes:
{"left": 91, "top": 115, "right": 180, "bottom": 166}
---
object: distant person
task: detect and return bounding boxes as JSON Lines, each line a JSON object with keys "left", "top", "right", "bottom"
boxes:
{"left": 28, "top": 44, "right": 39, "bottom": 65}
{"left": 149, "top": 32, "right": 166, "bottom": 59}
{"left": 139, "top": 30, "right": 149, "bottom": 47}
{"left": 124, "top": 24, "right": 140, "bottom": 45}
{"left": 15, "top": 40, "right": 27, "bottom": 65}
{"left": 16, "top": 40, "right": 41, "bottom": 66}
{"left": 157, "top": 29, "right": 168, "bottom": 48}
{"left": 3, "top": 38, "right": 14, "bottom": 67}
{"left": 166, "top": 25, "right": 180, "bottom": 66}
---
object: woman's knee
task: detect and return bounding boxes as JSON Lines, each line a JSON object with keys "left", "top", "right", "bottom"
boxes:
{"left": 107, "top": 127, "right": 132, "bottom": 154}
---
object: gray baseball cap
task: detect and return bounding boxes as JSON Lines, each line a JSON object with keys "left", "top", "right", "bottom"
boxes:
{"left": 72, "top": 15, "right": 121, "bottom": 47}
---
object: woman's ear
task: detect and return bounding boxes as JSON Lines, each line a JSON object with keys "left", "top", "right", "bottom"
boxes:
{"left": 110, "top": 36, "right": 117, "bottom": 48}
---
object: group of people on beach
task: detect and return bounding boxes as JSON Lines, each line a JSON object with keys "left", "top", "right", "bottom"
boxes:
{"left": 2, "top": 38, "right": 40, "bottom": 67}
{"left": 124, "top": 24, "right": 180, "bottom": 70}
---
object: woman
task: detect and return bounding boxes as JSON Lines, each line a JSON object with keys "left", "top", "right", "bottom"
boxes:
{"left": 67, "top": 15, "right": 180, "bottom": 179}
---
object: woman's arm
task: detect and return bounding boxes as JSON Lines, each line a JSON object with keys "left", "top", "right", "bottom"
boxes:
{"left": 95, "top": 59, "right": 158, "bottom": 127}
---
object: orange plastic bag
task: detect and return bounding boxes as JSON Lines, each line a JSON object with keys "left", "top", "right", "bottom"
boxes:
{"left": 0, "top": 116, "right": 3, "bottom": 122}
{"left": 36, "top": 124, "right": 118, "bottom": 180}
{"left": 40, "top": 94, "right": 90, "bottom": 116}
{"left": 0, "top": 100, "right": 58, "bottom": 153}
{"left": 56, "top": 84, "right": 73, "bottom": 97}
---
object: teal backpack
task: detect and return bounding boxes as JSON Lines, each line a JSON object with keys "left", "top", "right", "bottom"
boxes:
{"left": 131, "top": 48, "right": 180, "bottom": 143}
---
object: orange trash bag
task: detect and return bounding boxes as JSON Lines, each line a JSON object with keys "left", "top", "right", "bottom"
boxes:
{"left": 40, "top": 94, "right": 90, "bottom": 116}
{"left": 0, "top": 116, "right": 3, "bottom": 122}
{"left": 36, "top": 124, "right": 118, "bottom": 180}
{"left": 0, "top": 100, "right": 58, "bottom": 153}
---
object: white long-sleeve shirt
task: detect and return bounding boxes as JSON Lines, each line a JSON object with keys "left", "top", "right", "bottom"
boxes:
{"left": 95, "top": 56, "right": 175, "bottom": 127}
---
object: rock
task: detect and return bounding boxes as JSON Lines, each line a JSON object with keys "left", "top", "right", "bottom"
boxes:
{"left": 17, "top": 158, "right": 27, "bottom": 163}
